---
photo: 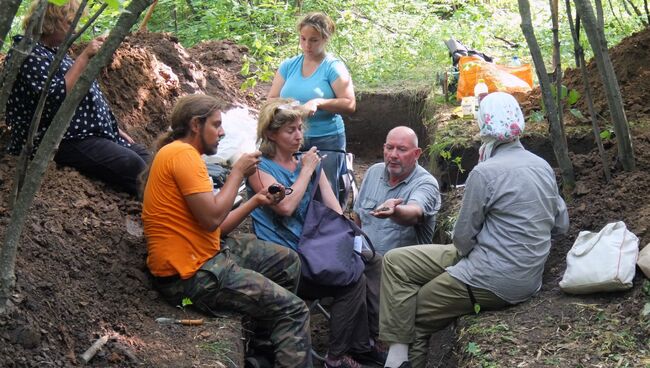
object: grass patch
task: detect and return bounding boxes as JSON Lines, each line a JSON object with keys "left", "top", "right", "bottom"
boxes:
{"left": 199, "top": 339, "right": 237, "bottom": 367}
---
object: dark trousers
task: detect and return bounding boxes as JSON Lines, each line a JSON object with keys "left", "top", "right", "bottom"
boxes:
{"left": 298, "top": 250, "right": 382, "bottom": 358}
{"left": 54, "top": 137, "right": 151, "bottom": 195}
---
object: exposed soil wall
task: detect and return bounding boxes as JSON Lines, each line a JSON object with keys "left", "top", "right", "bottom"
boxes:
{"left": 431, "top": 133, "right": 600, "bottom": 190}
{"left": 344, "top": 88, "right": 431, "bottom": 160}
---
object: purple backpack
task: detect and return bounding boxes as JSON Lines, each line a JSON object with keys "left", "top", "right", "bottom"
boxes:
{"left": 298, "top": 169, "right": 375, "bottom": 286}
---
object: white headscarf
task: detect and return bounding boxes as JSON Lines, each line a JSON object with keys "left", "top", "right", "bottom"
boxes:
{"left": 477, "top": 92, "right": 525, "bottom": 162}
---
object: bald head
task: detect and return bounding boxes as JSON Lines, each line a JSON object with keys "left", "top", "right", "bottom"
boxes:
{"left": 386, "top": 126, "right": 418, "bottom": 148}
{"left": 383, "top": 126, "right": 422, "bottom": 184}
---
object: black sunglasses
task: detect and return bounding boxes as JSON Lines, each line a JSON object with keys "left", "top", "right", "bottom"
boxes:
{"left": 268, "top": 183, "right": 294, "bottom": 195}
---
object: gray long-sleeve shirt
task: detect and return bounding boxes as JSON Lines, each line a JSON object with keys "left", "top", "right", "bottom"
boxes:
{"left": 447, "top": 141, "right": 569, "bottom": 304}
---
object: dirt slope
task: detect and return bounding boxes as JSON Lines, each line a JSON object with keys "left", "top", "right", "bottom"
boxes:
{"left": 0, "top": 32, "right": 263, "bottom": 367}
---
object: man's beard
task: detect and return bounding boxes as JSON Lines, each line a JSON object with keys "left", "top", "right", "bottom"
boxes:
{"left": 201, "top": 134, "right": 218, "bottom": 156}
{"left": 386, "top": 162, "right": 404, "bottom": 177}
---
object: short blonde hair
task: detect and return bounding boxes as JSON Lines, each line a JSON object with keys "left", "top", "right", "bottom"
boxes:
{"left": 257, "top": 99, "right": 309, "bottom": 158}
{"left": 297, "top": 12, "right": 336, "bottom": 41}
{"left": 22, "top": 0, "right": 82, "bottom": 37}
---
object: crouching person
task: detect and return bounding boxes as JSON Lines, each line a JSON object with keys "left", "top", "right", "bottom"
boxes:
{"left": 142, "top": 94, "right": 312, "bottom": 367}
{"left": 379, "top": 92, "right": 569, "bottom": 368}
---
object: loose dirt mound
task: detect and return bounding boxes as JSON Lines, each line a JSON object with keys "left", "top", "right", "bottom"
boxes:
{"left": 0, "top": 32, "right": 263, "bottom": 367}
{"left": 563, "top": 27, "right": 650, "bottom": 121}
{"left": 94, "top": 32, "right": 265, "bottom": 146}
{"left": 521, "top": 27, "right": 650, "bottom": 123}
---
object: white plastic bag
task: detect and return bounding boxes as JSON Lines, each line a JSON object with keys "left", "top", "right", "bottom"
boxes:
{"left": 204, "top": 105, "right": 258, "bottom": 165}
{"left": 638, "top": 243, "right": 650, "bottom": 279}
{"left": 559, "top": 221, "right": 639, "bottom": 294}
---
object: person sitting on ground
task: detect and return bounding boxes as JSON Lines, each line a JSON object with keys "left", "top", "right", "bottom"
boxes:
{"left": 379, "top": 92, "right": 569, "bottom": 368}
{"left": 141, "top": 94, "right": 312, "bottom": 368}
{"left": 247, "top": 98, "right": 386, "bottom": 368}
{"left": 4, "top": 0, "right": 150, "bottom": 194}
{"left": 354, "top": 126, "right": 441, "bottom": 255}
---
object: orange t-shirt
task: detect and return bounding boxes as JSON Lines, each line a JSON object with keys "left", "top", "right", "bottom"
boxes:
{"left": 142, "top": 141, "right": 221, "bottom": 279}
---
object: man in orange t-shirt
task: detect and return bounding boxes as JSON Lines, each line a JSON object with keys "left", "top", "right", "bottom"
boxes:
{"left": 142, "top": 94, "right": 311, "bottom": 368}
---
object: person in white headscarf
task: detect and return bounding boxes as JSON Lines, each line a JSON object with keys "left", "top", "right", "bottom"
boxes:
{"left": 378, "top": 92, "right": 569, "bottom": 368}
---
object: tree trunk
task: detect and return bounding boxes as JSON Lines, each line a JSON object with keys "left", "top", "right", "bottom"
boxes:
{"left": 0, "top": 0, "right": 23, "bottom": 48}
{"left": 0, "top": 0, "right": 155, "bottom": 315}
{"left": 573, "top": 0, "right": 636, "bottom": 171}
{"left": 0, "top": 0, "right": 47, "bottom": 120}
{"left": 565, "top": 0, "right": 611, "bottom": 182}
{"left": 595, "top": 0, "right": 604, "bottom": 30}
{"left": 518, "top": 0, "right": 575, "bottom": 192}
{"left": 550, "top": 0, "right": 565, "bottom": 138}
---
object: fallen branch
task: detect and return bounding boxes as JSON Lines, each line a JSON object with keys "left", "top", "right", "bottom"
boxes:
{"left": 79, "top": 334, "right": 113, "bottom": 364}
{"left": 494, "top": 35, "right": 520, "bottom": 49}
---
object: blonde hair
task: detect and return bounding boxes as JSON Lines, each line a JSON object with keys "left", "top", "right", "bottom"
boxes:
{"left": 297, "top": 12, "right": 336, "bottom": 41}
{"left": 23, "top": 0, "right": 83, "bottom": 37}
{"left": 257, "top": 99, "right": 309, "bottom": 158}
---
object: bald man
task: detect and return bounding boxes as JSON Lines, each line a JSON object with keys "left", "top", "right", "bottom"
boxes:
{"left": 354, "top": 126, "right": 441, "bottom": 255}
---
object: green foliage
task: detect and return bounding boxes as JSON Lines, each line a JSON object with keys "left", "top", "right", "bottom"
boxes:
{"left": 181, "top": 297, "right": 193, "bottom": 308}
{"left": 600, "top": 128, "right": 614, "bottom": 140}
{"left": 5, "top": 1, "right": 647, "bottom": 89}
{"left": 103, "top": 0, "right": 122, "bottom": 10}
{"left": 466, "top": 341, "right": 481, "bottom": 356}
{"left": 132, "top": 0, "right": 647, "bottom": 88}
{"left": 531, "top": 83, "right": 582, "bottom": 123}
{"left": 199, "top": 340, "right": 236, "bottom": 365}
{"left": 529, "top": 110, "right": 546, "bottom": 123}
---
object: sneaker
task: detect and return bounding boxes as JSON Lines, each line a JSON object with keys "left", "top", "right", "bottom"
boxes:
{"left": 350, "top": 345, "right": 388, "bottom": 366}
{"left": 324, "top": 354, "right": 363, "bottom": 368}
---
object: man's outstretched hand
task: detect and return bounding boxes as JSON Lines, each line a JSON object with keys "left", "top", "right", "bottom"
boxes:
{"left": 370, "top": 198, "right": 403, "bottom": 218}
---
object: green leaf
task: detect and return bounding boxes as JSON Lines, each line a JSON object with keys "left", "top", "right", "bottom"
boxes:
{"left": 181, "top": 297, "right": 193, "bottom": 308}
{"left": 567, "top": 89, "right": 581, "bottom": 105}
{"left": 529, "top": 110, "right": 546, "bottom": 123}
{"left": 48, "top": 0, "right": 70, "bottom": 5}
{"left": 240, "top": 60, "right": 250, "bottom": 76}
{"left": 473, "top": 303, "right": 481, "bottom": 314}
{"left": 104, "top": 0, "right": 121, "bottom": 10}
{"left": 467, "top": 342, "right": 481, "bottom": 355}
{"left": 600, "top": 130, "right": 612, "bottom": 140}
{"left": 569, "top": 108, "right": 585, "bottom": 120}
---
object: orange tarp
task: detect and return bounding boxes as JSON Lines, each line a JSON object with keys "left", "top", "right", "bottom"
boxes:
{"left": 457, "top": 56, "right": 534, "bottom": 101}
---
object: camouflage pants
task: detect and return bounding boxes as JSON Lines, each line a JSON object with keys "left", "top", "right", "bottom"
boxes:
{"left": 155, "top": 234, "right": 312, "bottom": 368}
